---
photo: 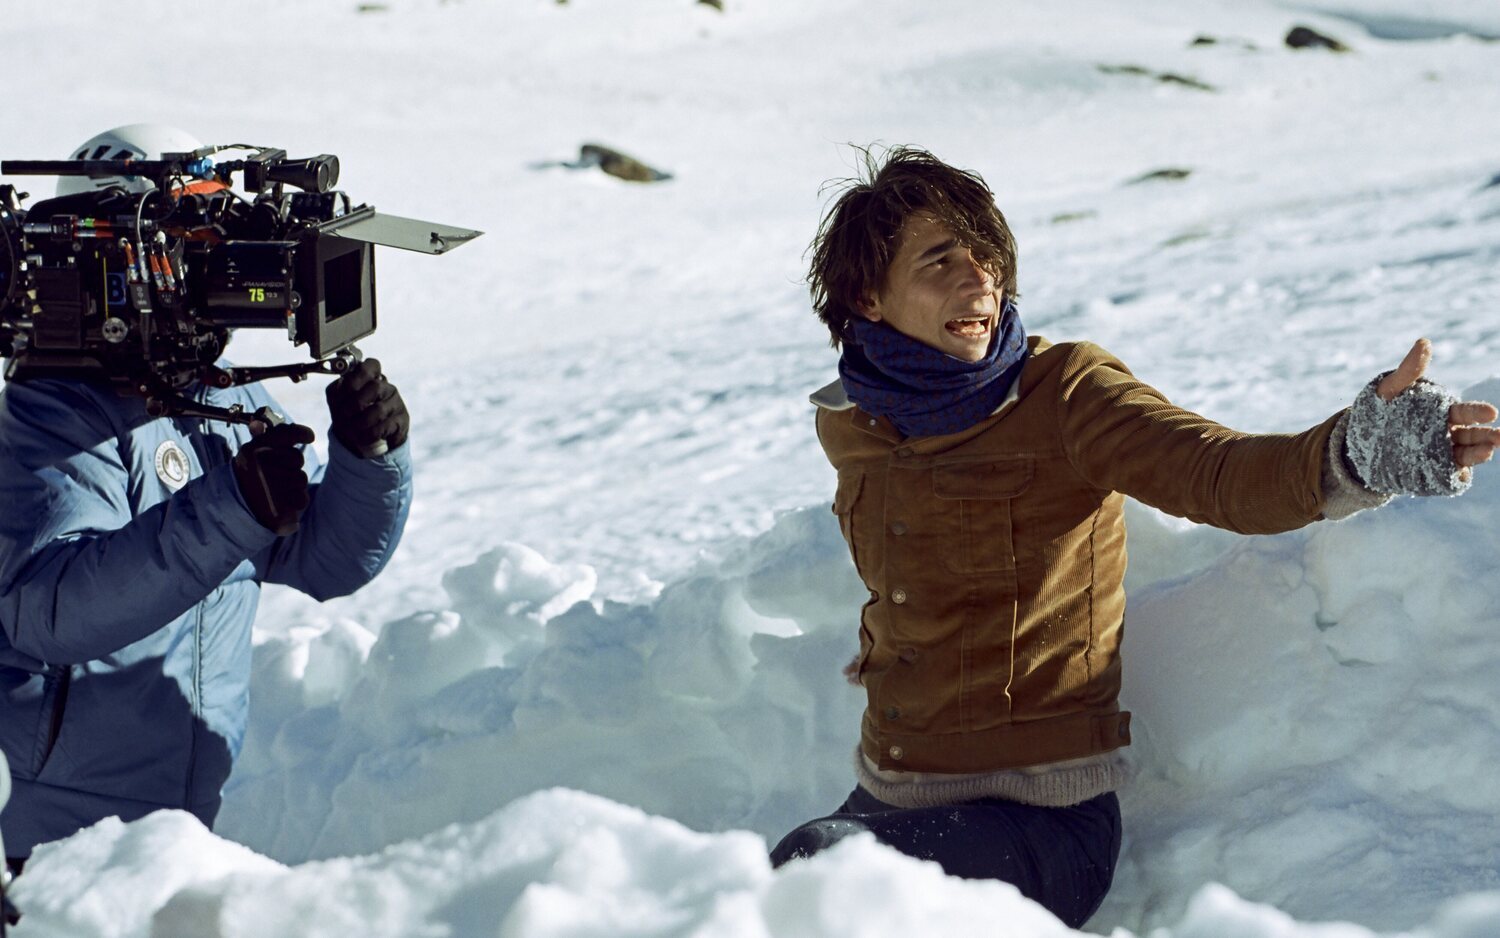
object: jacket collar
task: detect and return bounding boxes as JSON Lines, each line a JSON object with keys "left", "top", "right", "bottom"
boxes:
{"left": 809, "top": 379, "right": 854, "bottom": 411}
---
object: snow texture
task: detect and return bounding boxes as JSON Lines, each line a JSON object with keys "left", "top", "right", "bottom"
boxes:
{"left": 5, "top": 0, "right": 1500, "bottom": 935}
{"left": 1344, "top": 376, "right": 1468, "bottom": 496}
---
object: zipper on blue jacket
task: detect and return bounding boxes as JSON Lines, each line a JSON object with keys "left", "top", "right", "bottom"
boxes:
{"left": 184, "top": 601, "right": 203, "bottom": 808}
{"left": 184, "top": 386, "right": 209, "bottom": 810}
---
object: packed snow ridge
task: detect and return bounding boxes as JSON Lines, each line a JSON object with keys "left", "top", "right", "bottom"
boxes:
{"left": 17, "top": 434, "right": 1500, "bottom": 936}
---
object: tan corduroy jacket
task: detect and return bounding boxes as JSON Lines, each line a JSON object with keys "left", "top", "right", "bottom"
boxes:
{"left": 814, "top": 337, "right": 1342, "bottom": 774}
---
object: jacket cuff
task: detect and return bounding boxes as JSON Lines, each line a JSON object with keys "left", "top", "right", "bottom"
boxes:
{"left": 1321, "top": 410, "right": 1394, "bottom": 521}
{"left": 326, "top": 433, "right": 414, "bottom": 486}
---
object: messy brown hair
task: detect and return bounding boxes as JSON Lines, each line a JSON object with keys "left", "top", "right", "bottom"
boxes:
{"left": 807, "top": 146, "right": 1019, "bottom": 347}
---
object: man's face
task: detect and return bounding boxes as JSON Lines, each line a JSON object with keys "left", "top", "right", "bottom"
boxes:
{"left": 856, "top": 212, "right": 1002, "bottom": 362}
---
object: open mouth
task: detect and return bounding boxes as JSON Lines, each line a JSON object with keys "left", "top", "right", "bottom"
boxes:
{"left": 945, "top": 316, "right": 992, "bottom": 339}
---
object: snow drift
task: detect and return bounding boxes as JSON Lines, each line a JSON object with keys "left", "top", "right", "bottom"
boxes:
{"left": 17, "top": 403, "right": 1500, "bottom": 936}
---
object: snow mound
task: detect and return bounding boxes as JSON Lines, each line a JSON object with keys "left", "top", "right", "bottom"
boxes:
{"left": 10, "top": 790, "right": 1074, "bottom": 938}
{"left": 17, "top": 793, "right": 1500, "bottom": 938}
{"left": 11, "top": 811, "right": 283, "bottom": 938}
{"left": 217, "top": 507, "right": 868, "bottom": 863}
{"left": 164, "top": 387, "right": 1500, "bottom": 932}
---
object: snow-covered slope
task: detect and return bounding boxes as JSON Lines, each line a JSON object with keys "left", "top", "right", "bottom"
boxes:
{"left": 4, "top": 0, "right": 1500, "bottom": 935}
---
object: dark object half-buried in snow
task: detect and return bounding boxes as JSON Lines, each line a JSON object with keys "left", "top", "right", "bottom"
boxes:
{"left": 530, "top": 144, "right": 673, "bottom": 183}
{"left": 574, "top": 144, "right": 673, "bottom": 183}
{"left": 1286, "top": 25, "right": 1351, "bottom": 52}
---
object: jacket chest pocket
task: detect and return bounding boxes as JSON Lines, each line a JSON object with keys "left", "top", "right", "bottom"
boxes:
{"left": 932, "top": 458, "right": 1033, "bottom": 574}
{"left": 833, "top": 469, "right": 871, "bottom": 574}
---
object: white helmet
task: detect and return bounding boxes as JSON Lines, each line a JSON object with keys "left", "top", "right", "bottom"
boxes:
{"left": 55, "top": 123, "right": 205, "bottom": 198}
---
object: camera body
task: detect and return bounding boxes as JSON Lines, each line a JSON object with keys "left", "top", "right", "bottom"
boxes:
{"left": 0, "top": 146, "right": 478, "bottom": 410}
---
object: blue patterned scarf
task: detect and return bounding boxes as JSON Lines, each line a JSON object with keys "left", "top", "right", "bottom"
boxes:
{"left": 838, "top": 300, "right": 1028, "bottom": 437}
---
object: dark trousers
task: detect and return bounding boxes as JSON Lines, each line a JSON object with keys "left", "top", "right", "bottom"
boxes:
{"left": 771, "top": 787, "right": 1121, "bottom": 929}
{"left": 1, "top": 857, "right": 18, "bottom": 930}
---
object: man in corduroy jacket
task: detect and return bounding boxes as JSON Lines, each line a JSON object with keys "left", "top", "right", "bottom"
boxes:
{"left": 769, "top": 147, "right": 1500, "bottom": 928}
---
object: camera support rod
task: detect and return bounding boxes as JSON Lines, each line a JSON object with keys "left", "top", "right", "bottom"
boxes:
{"left": 206, "top": 347, "right": 361, "bottom": 389}
{"left": 139, "top": 348, "right": 365, "bottom": 429}
{"left": 140, "top": 384, "right": 285, "bottom": 431}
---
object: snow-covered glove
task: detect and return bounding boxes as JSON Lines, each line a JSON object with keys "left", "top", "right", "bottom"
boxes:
{"left": 1343, "top": 374, "right": 1468, "bottom": 497}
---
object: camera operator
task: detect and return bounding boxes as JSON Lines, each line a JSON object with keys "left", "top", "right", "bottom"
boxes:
{"left": 0, "top": 125, "right": 413, "bottom": 874}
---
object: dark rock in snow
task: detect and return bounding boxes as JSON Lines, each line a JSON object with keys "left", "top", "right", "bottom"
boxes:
{"left": 528, "top": 144, "right": 673, "bottom": 183}
{"left": 1286, "top": 25, "right": 1351, "bottom": 52}
{"left": 1127, "top": 168, "right": 1193, "bottom": 185}
{"left": 699, "top": 0, "right": 725, "bottom": 10}
{"left": 577, "top": 144, "right": 672, "bottom": 183}
{"left": 1159, "top": 72, "right": 1216, "bottom": 91}
{"left": 1161, "top": 228, "right": 1211, "bottom": 247}
{"left": 1098, "top": 64, "right": 1215, "bottom": 92}
{"left": 1050, "top": 210, "right": 1097, "bottom": 225}
{"left": 1190, "top": 34, "right": 1260, "bottom": 51}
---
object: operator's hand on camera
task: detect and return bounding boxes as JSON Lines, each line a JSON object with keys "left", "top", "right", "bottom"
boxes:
{"left": 232, "top": 423, "right": 315, "bottom": 536}
{"left": 1344, "top": 338, "right": 1500, "bottom": 495}
{"left": 326, "top": 358, "right": 409, "bottom": 458}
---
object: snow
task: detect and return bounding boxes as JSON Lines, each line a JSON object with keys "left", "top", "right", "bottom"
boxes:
{"left": 5, "top": 0, "right": 1500, "bottom": 935}
{"left": 18, "top": 791, "right": 1082, "bottom": 938}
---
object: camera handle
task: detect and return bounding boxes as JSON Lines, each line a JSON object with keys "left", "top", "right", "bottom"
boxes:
{"left": 139, "top": 385, "right": 307, "bottom": 533}
{"left": 203, "top": 348, "right": 389, "bottom": 458}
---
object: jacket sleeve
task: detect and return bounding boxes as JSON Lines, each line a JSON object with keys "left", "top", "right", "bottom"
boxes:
{"left": 0, "top": 382, "right": 276, "bottom": 664}
{"left": 251, "top": 433, "right": 412, "bottom": 600}
{"left": 1057, "top": 343, "right": 1342, "bottom": 535}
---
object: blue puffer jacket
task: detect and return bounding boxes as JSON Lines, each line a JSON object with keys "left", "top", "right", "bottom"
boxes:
{"left": 0, "top": 373, "right": 412, "bottom": 857}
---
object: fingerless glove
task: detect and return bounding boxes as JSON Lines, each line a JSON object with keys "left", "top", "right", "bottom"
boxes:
{"left": 1343, "top": 375, "right": 1468, "bottom": 497}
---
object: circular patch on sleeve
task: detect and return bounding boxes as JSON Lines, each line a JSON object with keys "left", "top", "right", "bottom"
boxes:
{"left": 154, "top": 440, "right": 193, "bottom": 492}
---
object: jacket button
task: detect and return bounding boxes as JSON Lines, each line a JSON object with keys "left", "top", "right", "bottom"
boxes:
{"left": 884, "top": 706, "right": 901, "bottom": 721}
{"left": 868, "top": 418, "right": 878, "bottom": 427}
{"left": 895, "top": 447, "right": 914, "bottom": 458}
{"left": 890, "top": 521, "right": 908, "bottom": 535}
{"left": 891, "top": 588, "right": 908, "bottom": 604}
{"left": 888, "top": 746, "right": 904, "bottom": 761}
{"left": 898, "top": 647, "right": 918, "bottom": 664}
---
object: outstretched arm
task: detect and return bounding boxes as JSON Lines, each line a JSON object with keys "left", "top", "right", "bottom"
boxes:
{"left": 1058, "top": 343, "right": 1337, "bottom": 534}
{"left": 1059, "top": 340, "right": 1498, "bottom": 536}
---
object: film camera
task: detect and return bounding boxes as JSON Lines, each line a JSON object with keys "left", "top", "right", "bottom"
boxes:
{"left": 0, "top": 143, "right": 480, "bottom": 426}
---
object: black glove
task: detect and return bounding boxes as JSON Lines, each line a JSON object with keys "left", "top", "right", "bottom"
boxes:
{"left": 326, "top": 358, "right": 409, "bottom": 458}
{"left": 232, "top": 423, "right": 315, "bottom": 536}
